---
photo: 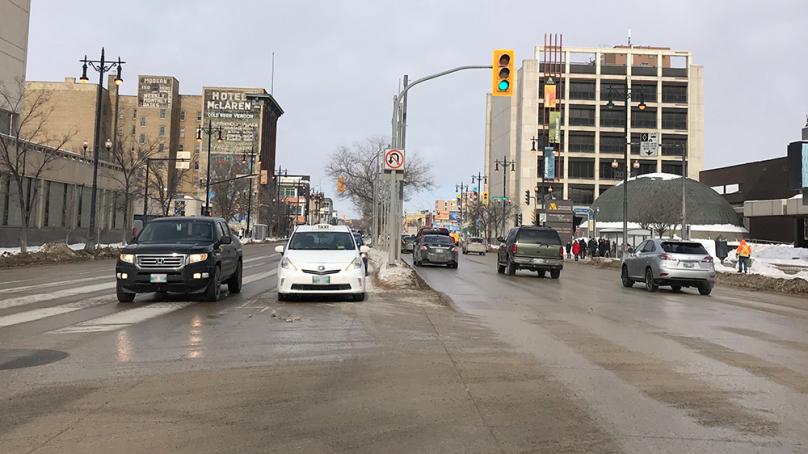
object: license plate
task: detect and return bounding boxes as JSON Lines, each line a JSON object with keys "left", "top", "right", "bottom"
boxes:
{"left": 533, "top": 258, "right": 546, "bottom": 264}
{"left": 150, "top": 273, "right": 168, "bottom": 283}
{"left": 312, "top": 276, "right": 331, "bottom": 284}
{"left": 683, "top": 262, "right": 695, "bottom": 269}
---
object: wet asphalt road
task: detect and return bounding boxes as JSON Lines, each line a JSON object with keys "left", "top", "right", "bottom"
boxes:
{"left": 405, "top": 251, "right": 808, "bottom": 452}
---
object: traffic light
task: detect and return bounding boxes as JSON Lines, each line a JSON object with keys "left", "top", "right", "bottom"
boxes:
{"left": 337, "top": 175, "right": 345, "bottom": 193}
{"left": 524, "top": 190, "right": 531, "bottom": 205}
{"left": 482, "top": 191, "right": 489, "bottom": 205}
{"left": 492, "top": 49, "right": 514, "bottom": 97}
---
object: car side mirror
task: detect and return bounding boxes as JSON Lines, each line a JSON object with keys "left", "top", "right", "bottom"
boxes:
{"left": 360, "top": 245, "right": 370, "bottom": 254}
{"left": 496, "top": 236, "right": 505, "bottom": 243}
{"left": 274, "top": 245, "right": 285, "bottom": 254}
{"left": 219, "top": 235, "right": 232, "bottom": 245}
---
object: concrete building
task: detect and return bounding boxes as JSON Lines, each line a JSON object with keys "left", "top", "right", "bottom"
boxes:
{"left": 0, "top": 0, "right": 30, "bottom": 134}
{"left": 279, "top": 174, "right": 310, "bottom": 227}
{"left": 485, "top": 43, "right": 704, "bottom": 232}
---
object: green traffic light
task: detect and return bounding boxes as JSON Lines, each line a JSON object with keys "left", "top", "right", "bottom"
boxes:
{"left": 498, "top": 80, "right": 509, "bottom": 91}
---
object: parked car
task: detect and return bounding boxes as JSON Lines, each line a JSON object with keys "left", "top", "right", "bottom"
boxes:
{"left": 462, "top": 237, "right": 487, "bottom": 255}
{"left": 415, "top": 227, "right": 450, "bottom": 241}
{"left": 276, "top": 224, "right": 369, "bottom": 301}
{"left": 115, "top": 217, "right": 243, "bottom": 303}
{"left": 413, "top": 234, "right": 458, "bottom": 268}
{"left": 621, "top": 239, "right": 715, "bottom": 295}
{"left": 401, "top": 235, "right": 416, "bottom": 253}
{"left": 353, "top": 232, "right": 369, "bottom": 273}
{"left": 497, "top": 226, "right": 564, "bottom": 278}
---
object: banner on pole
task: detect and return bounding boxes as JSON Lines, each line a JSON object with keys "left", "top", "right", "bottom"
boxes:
{"left": 544, "top": 83, "right": 557, "bottom": 108}
{"left": 548, "top": 111, "right": 561, "bottom": 144}
{"left": 543, "top": 147, "right": 555, "bottom": 180}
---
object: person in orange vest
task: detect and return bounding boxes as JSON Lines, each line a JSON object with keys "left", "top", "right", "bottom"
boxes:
{"left": 736, "top": 239, "right": 752, "bottom": 274}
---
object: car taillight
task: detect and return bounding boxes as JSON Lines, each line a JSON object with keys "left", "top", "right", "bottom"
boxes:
{"left": 420, "top": 245, "right": 428, "bottom": 251}
{"left": 559, "top": 246, "right": 564, "bottom": 257}
{"left": 511, "top": 244, "right": 518, "bottom": 255}
{"left": 702, "top": 256, "right": 714, "bottom": 263}
{"left": 658, "top": 253, "right": 675, "bottom": 261}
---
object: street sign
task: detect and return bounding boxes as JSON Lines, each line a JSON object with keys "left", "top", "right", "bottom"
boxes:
{"left": 259, "top": 170, "right": 268, "bottom": 185}
{"left": 640, "top": 132, "right": 659, "bottom": 157}
{"left": 176, "top": 151, "right": 191, "bottom": 160}
{"left": 175, "top": 161, "right": 190, "bottom": 170}
{"left": 383, "top": 148, "right": 405, "bottom": 172}
{"left": 491, "top": 196, "right": 509, "bottom": 201}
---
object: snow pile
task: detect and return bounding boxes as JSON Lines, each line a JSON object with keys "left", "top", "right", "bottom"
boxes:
{"left": 368, "top": 248, "right": 417, "bottom": 289}
{"left": 0, "top": 242, "right": 124, "bottom": 256}
{"left": 694, "top": 239, "right": 808, "bottom": 280}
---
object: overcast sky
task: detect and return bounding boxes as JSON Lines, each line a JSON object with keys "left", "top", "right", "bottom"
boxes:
{"left": 26, "top": 0, "right": 808, "bottom": 217}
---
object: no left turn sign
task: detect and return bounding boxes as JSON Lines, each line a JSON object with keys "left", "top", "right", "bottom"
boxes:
{"left": 384, "top": 149, "right": 405, "bottom": 171}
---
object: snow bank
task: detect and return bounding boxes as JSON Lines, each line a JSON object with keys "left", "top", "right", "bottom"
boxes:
{"left": 693, "top": 239, "right": 808, "bottom": 280}
{"left": 368, "top": 248, "right": 417, "bottom": 289}
{"left": 0, "top": 242, "right": 124, "bottom": 256}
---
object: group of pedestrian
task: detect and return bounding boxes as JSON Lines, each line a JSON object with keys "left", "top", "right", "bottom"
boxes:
{"left": 565, "top": 237, "right": 614, "bottom": 261}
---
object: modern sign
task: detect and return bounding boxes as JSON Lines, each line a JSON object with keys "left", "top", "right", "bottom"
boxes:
{"left": 203, "top": 87, "right": 262, "bottom": 156}
{"left": 383, "top": 148, "right": 405, "bottom": 172}
{"left": 640, "top": 132, "right": 659, "bottom": 157}
{"left": 138, "top": 76, "right": 175, "bottom": 108}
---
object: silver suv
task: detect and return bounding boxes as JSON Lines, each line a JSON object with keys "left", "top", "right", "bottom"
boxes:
{"left": 621, "top": 239, "right": 716, "bottom": 295}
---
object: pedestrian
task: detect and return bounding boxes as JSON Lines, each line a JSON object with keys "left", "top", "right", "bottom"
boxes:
{"left": 588, "top": 237, "right": 597, "bottom": 259}
{"left": 565, "top": 242, "right": 572, "bottom": 259}
{"left": 572, "top": 240, "right": 581, "bottom": 261}
{"left": 578, "top": 238, "right": 587, "bottom": 259}
{"left": 736, "top": 239, "right": 752, "bottom": 274}
{"left": 598, "top": 239, "right": 606, "bottom": 258}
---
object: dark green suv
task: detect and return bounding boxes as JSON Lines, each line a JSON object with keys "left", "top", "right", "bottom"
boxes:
{"left": 497, "top": 226, "right": 564, "bottom": 278}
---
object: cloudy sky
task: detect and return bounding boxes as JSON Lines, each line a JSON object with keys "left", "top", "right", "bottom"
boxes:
{"left": 26, "top": 0, "right": 808, "bottom": 217}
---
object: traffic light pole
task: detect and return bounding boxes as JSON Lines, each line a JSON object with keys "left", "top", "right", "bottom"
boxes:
{"left": 388, "top": 66, "right": 492, "bottom": 262}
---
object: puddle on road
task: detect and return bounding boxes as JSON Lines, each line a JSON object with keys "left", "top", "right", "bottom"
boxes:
{"left": 0, "top": 349, "right": 69, "bottom": 370}
{"left": 532, "top": 319, "right": 779, "bottom": 436}
{"left": 663, "top": 334, "right": 808, "bottom": 394}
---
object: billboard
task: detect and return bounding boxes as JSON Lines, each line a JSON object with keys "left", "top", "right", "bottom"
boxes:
{"left": 138, "top": 76, "right": 174, "bottom": 108}
{"left": 203, "top": 88, "right": 262, "bottom": 155}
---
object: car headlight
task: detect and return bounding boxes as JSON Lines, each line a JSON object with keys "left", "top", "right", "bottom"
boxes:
{"left": 281, "top": 257, "right": 297, "bottom": 270}
{"left": 119, "top": 253, "right": 134, "bottom": 264}
{"left": 188, "top": 253, "right": 209, "bottom": 264}
{"left": 345, "top": 256, "right": 364, "bottom": 271}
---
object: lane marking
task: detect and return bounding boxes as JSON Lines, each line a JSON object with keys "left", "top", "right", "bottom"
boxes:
{"left": 0, "top": 282, "right": 116, "bottom": 310}
{"left": 0, "top": 296, "right": 113, "bottom": 328}
{"left": 0, "top": 275, "right": 110, "bottom": 296}
{"left": 243, "top": 269, "right": 277, "bottom": 286}
{"left": 49, "top": 302, "right": 193, "bottom": 334}
{"left": 244, "top": 254, "right": 279, "bottom": 264}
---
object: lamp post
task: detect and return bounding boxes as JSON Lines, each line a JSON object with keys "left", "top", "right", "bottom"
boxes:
{"left": 494, "top": 155, "right": 516, "bottom": 236}
{"left": 470, "top": 173, "right": 487, "bottom": 236}
{"left": 455, "top": 182, "right": 468, "bottom": 234}
{"left": 79, "top": 48, "right": 124, "bottom": 251}
{"left": 273, "top": 165, "right": 287, "bottom": 236}
{"left": 196, "top": 121, "right": 223, "bottom": 216}
{"left": 241, "top": 146, "right": 258, "bottom": 237}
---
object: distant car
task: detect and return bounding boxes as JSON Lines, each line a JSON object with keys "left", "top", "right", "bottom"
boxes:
{"left": 401, "top": 235, "right": 416, "bottom": 253}
{"left": 276, "top": 224, "right": 369, "bottom": 301}
{"left": 621, "top": 239, "right": 715, "bottom": 295}
{"left": 353, "top": 232, "right": 369, "bottom": 273}
{"left": 413, "top": 234, "right": 458, "bottom": 269}
{"left": 462, "top": 237, "right": 487, "bottom": 255}
{"left": 497, "top": 226, "right": 564, "bottom": 278}
{"left": 415, "top": 227, "right": 450, "bottom": 240}
{"left": 115, "top": 216, "right": 243, "bottom": 303}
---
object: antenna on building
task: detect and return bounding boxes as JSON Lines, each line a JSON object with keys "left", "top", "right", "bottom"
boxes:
{"left": 627, "top": 29, "right": 632, "bottom": 46}
{"left": 270, "top": 51, "right": 275, "bottom": 95}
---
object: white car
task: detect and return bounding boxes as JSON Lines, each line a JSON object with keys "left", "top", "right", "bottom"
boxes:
{"left": 275, "top": 224, "right": 369, "bottom": 301}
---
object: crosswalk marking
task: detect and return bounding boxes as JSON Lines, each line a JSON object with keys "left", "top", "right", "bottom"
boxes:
{"left": 243, "top": 269, "right": 277, "bottom": 285}
{"left": 0, "top": 295, "right": 112, "bottom": 328}
{"left": 50, "top": 303, "right": 194, "bottom": 334}
{"left": 0, "top": 282, "right": 115, "bottom": 310}
{"left": 0, "top": 275, "right": 110, "bottom": 295}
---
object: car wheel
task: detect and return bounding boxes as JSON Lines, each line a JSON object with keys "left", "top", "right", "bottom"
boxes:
{"left": 277, "top": 293, "right": 287, "bottom": 301}
{"left": 227, "top": 260, "right": 243, "bottom": 294}
{"left": 506, "top": 259, "right": 516, "bottom": 276}
{"left": 698, "top": 283, "right": 712, "bottom": 296}
{"left": 644, "top": 268, "right": 658, "bottom": 292}
{"left": 352, "top": 292, "right": 366, "bottom": 302}
{"left": 621, "top": 266, "right": 634, "bottom": 288}
{"left": 205, "top": 266, "right": 221, "bottom": 302}
{"left": 550, "top": 269, "right": 561, "bottom": 279}
{"left": 671, "top": 285, "right": 682, "bottom": 292}
{"left": 116, "top": 285, "right": 135, "bottom": 303}
{"left": 537, "top": 270, "right": 546, "bottom": 278}
{"left": 481, "top": 252, "right": 486, "bottom": 256}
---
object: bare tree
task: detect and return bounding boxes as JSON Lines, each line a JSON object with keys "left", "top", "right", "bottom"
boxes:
{"left": 468, "top": 199, "right": 517, "bottom": 243}
{"left": 325, "top": 136, "right": 434, "bottom": 222}
{"left": 635, "top": 185, "right": 680, "bottom": 238}
{"left": 0, "top": 79, "right": 74, "bottom": 252}
{"left": 109, "top": 136, "right": 160, "bottom": 242}
{"left": 210, "top": 156, "right": 249, "bottom": 222}
{"left": 148, "top": 159, "right": 191, "bottom": 217}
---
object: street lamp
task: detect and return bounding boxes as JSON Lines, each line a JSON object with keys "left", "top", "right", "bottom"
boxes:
{"left": 82, "top": 140, "right": 88, "bottom": 159}
{"left": 79, "top": 48, "right": 124, "bottom": 251}
{"left": 455, "top": 181, "right": 468, "bottom": 234}
{"left": 494, "top": 155, "right": 516, "bottom": 236}
{"left": 240, "top": 146, "right": 258, "bottom": 238}
{"left": 274, "top": 165, "right": 287, "bottom": 236}
{"left": 196, "top": 121, "right": 223, "bottom": 216}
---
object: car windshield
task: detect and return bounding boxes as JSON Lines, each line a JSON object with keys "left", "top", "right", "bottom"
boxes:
{"left": 423, "top": 235, "right": 453, "bottom": 245}
{"left": 470, "top": 238, "right": 484, "bottom": 243}
{"left": 517, "top": 229, "right": 560, "bottom": 245}
{"left": 661, "top": 242, "right": 708, "bottom": 255}
{"left": 137, "top": 220, "right": 214, "bottom": 243}
{"left": 289, "top": 231, "right": 356, "bottom": 250}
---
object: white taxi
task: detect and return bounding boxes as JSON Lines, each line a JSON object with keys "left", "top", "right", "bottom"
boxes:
{"left": 275, "top": 224, "right": 369, "bottom": 301}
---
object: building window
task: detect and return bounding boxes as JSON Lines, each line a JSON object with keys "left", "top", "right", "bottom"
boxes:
{"left": 568, "top": 107, "right": 595, "bottom": 127}
{"left": 158, "top": 143, "right": 164, "bottom": 152}
{"left": 179, "top": 127, "right": 185, "bottom": 138}
{"left": 630, "top": 82, "right": 657, "bottom": 102}
{"left": 662, "top": 134, "right": 687, "bottom": 156}
{"left": 567, "top": 158, "right": 595, "bottom": 179}
{"left": 569, "top": 80, "right": 596, "bottom": 100}
{"left": 631, "top": 107, "right": 656, "bottom": 129}
{"left": 567, "top": 132, "right": 595, "bottom": 152}
{"left": 178, "top": 144, "right": 184, "bottom": 151}
{"left": 131, "top": 125, "right": 135, "bottom": 134}
{"left": 637, "top": 160, "right": 657, "bottom": 175}
{"left": 139, "top": 133, "right": 145, "bottom": 144}
{"left": 133, "top": 109, "right": 137, "bottom": 119}
{"left": 662, "top": 162, "right": 683, "bottom": 175}
{"left": 662, "top": 109, "right": 688, "bottom": 130}
{"left": 599, "top": 133, "right": 625, "bottom": 153}
{"left": 196, "top": 111, "right": 202, "bottom": 121}
{"left": 160, "top": 109, "right": 166, "bottom": 119}
{"left": 159, "top": 126, "right": 165, "bottom": 136}
{"left": 569, "top": 185, "right": 595, "bottom": 205}
{"left": 140, "top": 117, "right": 146, "bottom": 127}
{"left": 600, "top": 108, "right": 625, "bottom": 128}
{"left": 180, "top": 111, "right": 186, "bottom": 121}
{"left": 662, "top": 83, "right": 688, "bottom": 103}
{"left": 600, "top": 161, "right": 618, "bottom": 179}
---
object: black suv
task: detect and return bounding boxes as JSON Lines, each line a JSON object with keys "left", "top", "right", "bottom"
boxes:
{"left": 115, "top": 217, "right": 243, "bottom": 302}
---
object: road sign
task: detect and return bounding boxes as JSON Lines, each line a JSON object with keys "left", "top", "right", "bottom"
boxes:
{"left": 176, "top": 151, "right": 191, "bottom": 160}
{"left": 259, "top": 170, "right": 268, "bottom": 185}
{"left": 640, "top": 132, "right": 659, "bottom": 157}
{"left": 491, "top": 196, "right": 509, "bottom": 201}
{"left": 175, "top": 161, "right": 190, "bottom": 170}
{"left": 383, "top": 148, "right": 405, "bottom": 172}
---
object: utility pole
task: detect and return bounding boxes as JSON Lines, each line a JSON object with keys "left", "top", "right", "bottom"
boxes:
{"left": 494, "top": 156, "right": 515, "bottom": 237}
